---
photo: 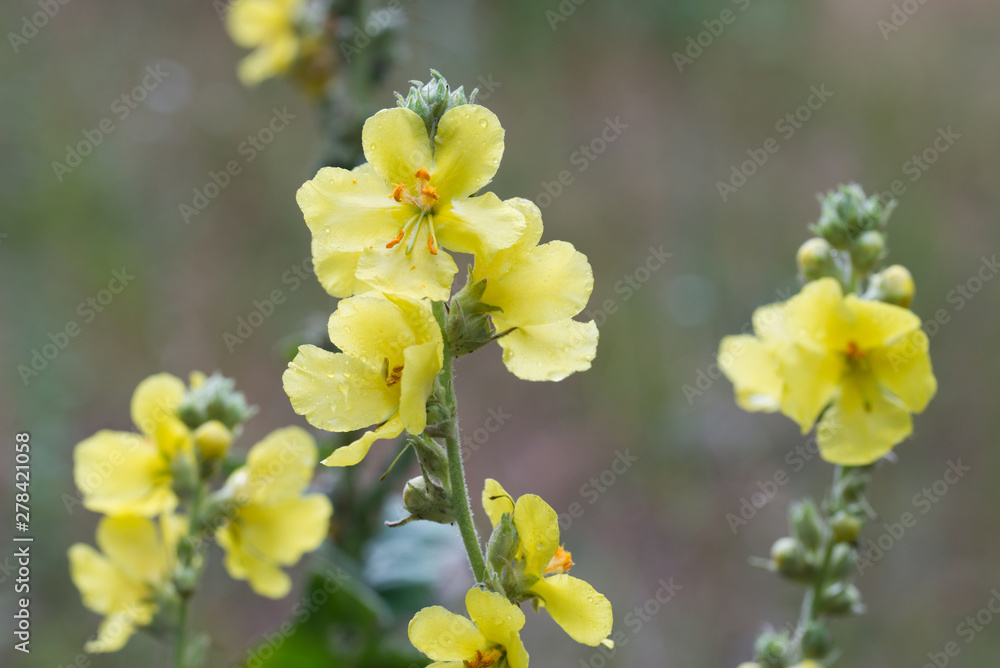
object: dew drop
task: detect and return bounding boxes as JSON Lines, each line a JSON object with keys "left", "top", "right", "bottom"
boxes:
{"left": 479, "top": 117, "right": 488, "bottom": 128}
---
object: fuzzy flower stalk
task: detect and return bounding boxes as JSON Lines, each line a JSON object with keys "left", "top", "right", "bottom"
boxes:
{"left": 281, "top": 72, "right": 608, "bottom": 666}
{"left": 718, "top": 184, "right": 937, "bottom": 667}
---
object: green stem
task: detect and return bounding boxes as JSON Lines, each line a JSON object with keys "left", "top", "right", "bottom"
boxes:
{"left": 174, "top": 597, "right": 189, "bottom": 668}
{"left": 434, "top": 302, "right": 488, "bottom": 583}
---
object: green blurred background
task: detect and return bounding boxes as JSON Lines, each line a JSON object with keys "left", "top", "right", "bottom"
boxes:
{"left": 3, "top": 0, "right": 999, "bottom": 665}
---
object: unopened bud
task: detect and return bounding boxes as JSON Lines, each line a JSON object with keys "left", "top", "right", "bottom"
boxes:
{"left": 796, "top": 238, "right": 837, "bottom": 281}
{"left": 801, "top": 621, "right": 831, "bottom": 659}
{"left": 789, "top": 500, "right": 825, "bottom": 551}
{"left": 830, "top": 511, "right": 863, "bottom": 543}
{"left": 194, "top": 420, "right": 232, "bottom": 463}
{"left": 754, "top": 631, "right": 789, "bottom": 668}
{"left": 820, "top": 582, "right": 863, "bottom": 616}
{"left": 770, "top": 537, "right": 813, "bottom": 582}
{"left": 850, "top": 230, "right": 885, "bottom": 272}
{"left": 879, "top": 264, "right": 915, "bottom": 308}
{"left": 486, "top": 513, "right": 519, "bottom": 574}
{"left": 399, "top": 476, "right": 454, "bottom": 525}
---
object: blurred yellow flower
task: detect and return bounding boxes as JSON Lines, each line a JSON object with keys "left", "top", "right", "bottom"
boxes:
{"left": 473, "top": 198, "right": 598, "bottom": 381}
{"left": 73, "top": 373, "right": 192, "bottom": 516}
{"left": 283, "top": 293, "right": 443, "bottom": 466}
{"left": 215, "top": 427, "right": 332, "bottom": 598}
{"left": 68, "top": 514, "right": 184, "bottom": 652}
{"left": 296, "top": 105, "right": 526, "bottom": 301}
{"left": 408, "top": 587, "right": 529, "bottom": 668}
{"left": 482, "top": 479, "right": 613, "bottom": 646}
{"left": 226, "top": 0, "right": 306, "bottom": 86}
{"left": 719, "top": 277, "right": 937, "bottom": 465}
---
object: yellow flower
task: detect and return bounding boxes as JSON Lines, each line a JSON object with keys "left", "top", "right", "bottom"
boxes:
{"left": 296, "top": 105, "right": 527, "bottom": 301}
{"left": 472, "top": 198, "right": 598, "bottom": 381}
{"left": 482, "top": 479, "right": 613, "bottom": 646}
{"left": 226, "top": 0, "right": 307, "bottom": 86}
{"left": 215, "top": 427, "right": 332, "bottom": 598}
{"left": 283, "top": 293, "right": 443, "bottom": 467}
{"left": 719, "top": 277, "right": 937, "bottom": 465}
{"left": 73, "top": 374, "right": 192, "bottom": 516}
{"left": 408, "top": 587, "right": 529, "bottom": 668}
{"left": 68, "top": 514, "right": 184, "bottom": 652}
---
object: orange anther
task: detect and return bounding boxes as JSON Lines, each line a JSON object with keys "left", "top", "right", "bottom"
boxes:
{"left": 390, "top": 183, "right": 406, "bottom": 202}
{"left": 545, "top": 546, "right": 574, "bottom": 575}
{"left": 846, "top": 341, "right": 866, "bottom": 361}
{"left": 421, "top": 184, "right": 439, "bottom": 201}
{"left": 414, "top": 167, "right": 431, "bottom": 181}
{"left": 385, "top": 230, "right": 405, "bottom": 249}
{"left": 427, "top": 234, "right": 438, "bottom": 255}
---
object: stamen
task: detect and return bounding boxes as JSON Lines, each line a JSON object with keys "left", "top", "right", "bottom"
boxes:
{"left": 427, "top": 216, "right": 438, "bottom": 255}
{"left": 385, "top": 230, "right": 405, "bottom": 249}
{"left": 464, "top": 648, "right": 503, "bottom": 667}
{"left": 386, "top": 365, "right": 404, "bottom": 387}
{"left": 414, "top": 167, "right": 431, "bottom": 181}
{"left": 846, "top": 341, "right": 866, "bottom": 361}
{"left": 390, "top": 183, "right": 406, "bottom": 202}
{"left": 545, "top": 546, "right": 574, "bottom": 574}
{"left": 421, "top": 184, "right": 439, "bottom": 201}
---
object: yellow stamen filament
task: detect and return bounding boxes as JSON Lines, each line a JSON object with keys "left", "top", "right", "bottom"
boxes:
{"left": 544, "top": 546, "right": 574, "bottom": 574}
{"left": 464, "top": 648, "right": 503, "bottom": 667}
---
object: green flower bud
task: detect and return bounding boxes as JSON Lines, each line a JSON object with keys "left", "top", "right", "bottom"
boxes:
{"left": 177, "top": 373, "right": 257, "bottom": 431}
{"left": 174, "top": 565, "right": 199, "bottom": 596}
{"left": 801, "top": 621, "right": 832, "bottom": 659}
{"left": 771, "top": 537, "right": 814, "bottom": 582}
{"left": 395, "top": 69, "right": 478, "bottom": 138}
{"left": 813, "top": 213, "right": 850, "bottom": 250}
{"left": 827, "top": 542, "right": 857, "bottom": 581}
{"left": 850, "top": 230, "right": 886, "bottom": 272}
{"left": 819, "top": 582, "right": 863, "bottom": 616}
{"left": 486, "top": 513, "right": 520, "bottom": 575}
{"left": 754, "top": 631, "right": 789, "bottom": 668}
{"left": 796, "top": 238, "right": 837, "bottom": 281}
{"left": 409, "top": 435, "right": 449, "bottom": 483}
{"left": 789, "top": 500, "right": 825, "bottom": 551}
{"left": 830, "top": 511, "right": 863, "bottom": 543}
{"left": 194, "top": 420, "right": 232, "bottom": 463}
{"left": 170, "top": 451, "right": 199, "bottom": 500}
{"left": 399, "top": 476, "right": 455, "bottom": 525}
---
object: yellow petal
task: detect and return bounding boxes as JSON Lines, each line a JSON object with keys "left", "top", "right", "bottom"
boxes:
{"left": 355, "top": 229, "right": 459, "bottom": 302}
{"left": 408, "top": 605, "right": 487, "bottom": 661}
{"left": 870, "top": 329, "right": 937, "bottom": 413}
{"left": 530, "top": 574, "right": 613, "bottom": 646}
{"left": 783, "top": 278, "right": 850, "bottom": 350}
{"left": 328, "top": 294, "right": 417, "bottom": 369}
{"left": 218, "top": 528, "right": 293, "bottom": 598}
{"left": 465, "top": 587, "right": 526, "bottom": 645}
{"left": 432, "top": 105, "right": 505, "bottom": 200}
{"left": 240, "top": 427, "right": 318, "bottom": 504}
{"left": 482, "top": 478, "right": 515, "bottom": 528}
{"left": 494, "top": 318, "right": 598, "bottom": 382}
{"left": 236, "top": 35, "right": 297, "bottom": 86}
{"left": 481, "top": 241, "right": 593, "bottom": 326}
{"left": 473, "top": 198, "right": 544, "bottom": 279}
{"left": 752, "top": 302, "right": 790, "bottom": 341}
{"left": 817, "top": 373, "right": 913, "bottom": 465}
{"left": 313, "top": 249, "right": 373, "bottom": 299}
{"left": 434, "top": 193, "right": 526, "bottom": 258}
{"left": 74, "top": 431, "right": 176, "bottom": 517}
{"left": 385, "top": 293, "right": 443, "bottom": 345}
{"left": 505, "top": 633, "right": 530, "bottom": 668}
{"left": 718, "top": 335, "right": 782, "bottom": 413}
{"left": 363, "top": 107, "right": 432, "bottom": 187}
{"left": 85, "top": 609, "right": 150, "bottom": 653}
{"left": 96, "top": 515, "right": 171, "bottom": 584}
{"left": 130, "top": 373, "right": 185, "bottom": 438}
{"left": 68, "top": 544, "right": 148, "bottom": 618}
{"left": 284, "top": 345, "right": 398, "bottom": 432}
{"left": 297, "top": 167, "right": 407, "bottom": 253}
{"left": 226, "top": 0, "right": 291, "bottom": 46}
{"left": 399, "top": 341, "right": 443, "bottom": 434}
{"left": 843, "top": 295, "right": 922, "bottom": 350}
{"left": 513, "top": 494, "right": 560, "bottom": 576}
{"left": 775, "top": 342, "right": 844, "bottom": 432}
{"left": 322, "top": 415, "right": 405, "bottom": 467}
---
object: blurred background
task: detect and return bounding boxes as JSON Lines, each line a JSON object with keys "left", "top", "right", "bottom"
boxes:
{"left": 3, "top": 0, "right": 999, "bottom": 665}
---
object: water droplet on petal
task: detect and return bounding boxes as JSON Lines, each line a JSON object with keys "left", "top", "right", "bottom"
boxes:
{"left": 479, "top": 118, "right": 488, "bottom": 128}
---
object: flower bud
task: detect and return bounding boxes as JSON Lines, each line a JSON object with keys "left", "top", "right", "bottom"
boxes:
{"left": 770, "top": 537, "right": 813, "bottom": 582}
{"left": 789, "top": 500, "right": 825, "bottom": 551}
{"left": 801, "top": 621, "right": 831, "bottom": 659}
{"left": 850, "top": 230, "right": 885, "bottom": 272}
{"left": 830, "top": 511, "right": 862, "bottom": 543}
{"left": 827, "top": 542, "right": 857, "bottom": 581}
{"left": 177, "top": 372, "right": 257, "bottom": 431}
{"left": 486, "top": 513, "right": 520, "bottom": 574}
{"left": 194, "top": 420, "right": 233, "bottom": 463}
{"left": 878, "top": 264, "right": 915, "bottom": 308}
{"left": 796, "top": 238, "right": 837, "bottom": 281}
{"left": 754, "top": 631, "right": 789, "bottom": 668}
{"left": 400, "top": 476, "right": 455, "bottom": 525}
{"left": 819, "top": 582, "right": 863, "bottom": 616}
{"left": 814, "top": 214, "right": 850, "bottom": 250}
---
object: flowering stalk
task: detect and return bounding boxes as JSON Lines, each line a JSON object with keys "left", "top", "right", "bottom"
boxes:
{"left": 433, "top": 300, "right": 489, "bottom": 583}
